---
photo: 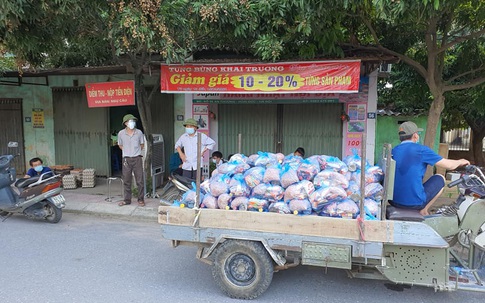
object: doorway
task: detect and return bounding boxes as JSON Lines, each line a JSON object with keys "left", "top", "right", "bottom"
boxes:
{"left": 218, "top": 103, "right": 343, "bottom": 157}
{"left": 0, "top": 99, "right": 25, "bottom": 175}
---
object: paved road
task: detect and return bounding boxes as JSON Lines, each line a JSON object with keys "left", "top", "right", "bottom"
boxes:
{"left": 1, "top": 214, "right": 483, "bottom": 303}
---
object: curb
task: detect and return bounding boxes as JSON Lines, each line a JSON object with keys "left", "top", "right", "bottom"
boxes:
{"left": 63, "top": 206, "right": 159, "bottom": 223}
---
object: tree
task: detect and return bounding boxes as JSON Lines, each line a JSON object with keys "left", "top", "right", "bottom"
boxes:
{"left": 444, "top": 86, "right": 485, "bottom": 166}
{"left": 379, "top": 61, "right": 485, "bottom": 166}
{"left": 191, "top": 1, "right": 485, "bottom": 153}
{"left": 344, "top": 0, "right": 485, "bottom": 151}
{"left": 106, "top": 0, "right": 193, "bottom": 177}
{"left": 0, "top": 0, "right": 195, "bottom": 181}
{"left": 0, "top": 0, "right": 112, "bottom": 68}
{"left": 190, "top": 0, "right": 347, "bottom": 60}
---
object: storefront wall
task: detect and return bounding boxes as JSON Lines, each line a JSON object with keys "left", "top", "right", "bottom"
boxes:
{"left": 179, "top": 70, "right": 378, "bottom": 163}
{"left": 0, "top": 73, "right": 175, "bottom": 177}
{"left": 0, "top": 77, "right": 56, "bottom": 170}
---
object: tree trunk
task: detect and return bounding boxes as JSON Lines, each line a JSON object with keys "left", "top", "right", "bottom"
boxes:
{"left": 423, "top": 94, "right": 445, "bottom": 150}
{"left": 423, "top": 93, "right": 445, "bottom": 179}
{"left": 470, "top": 129, "right": 485, "bottom": 167}
{"left": 134, "top": 72, "right": 153, "bottom": 195}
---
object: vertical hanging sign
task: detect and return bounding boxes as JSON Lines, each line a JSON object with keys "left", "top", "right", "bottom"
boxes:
{"left": 32, "top": 108, "right": 45, "bottom": 128}
{"left": 192, "top": 103, "right": 210, "bottom": 135}
{"left": 344, "top": 103, "right": 367, "bottom": 157}
{"left": 192, "top": 103, "right": 210, "bottom": 176}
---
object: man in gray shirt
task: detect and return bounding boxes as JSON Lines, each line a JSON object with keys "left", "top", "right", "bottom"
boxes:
{"left": 118, "top": 114, "right": 145, "bottom": 206}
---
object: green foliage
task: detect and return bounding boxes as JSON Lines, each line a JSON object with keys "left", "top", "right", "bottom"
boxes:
{"left": 0, "top": 0, "right": 112, "bottom": 68}
{"left": 0, "top": 55, "right": 16, "bottom": 73}
{"left": 377, "top": 63, "right": 432, "bottom": 114}
{"left": 105, "top": 0, "right": 195, "bottom": 65}
{"left": 191, "top": 0, "right": 347, "bottom": 60}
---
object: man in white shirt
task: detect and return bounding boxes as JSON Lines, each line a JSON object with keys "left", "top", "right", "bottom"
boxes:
{"left": 175, "top": 118, "right": 215, "bottom": 179}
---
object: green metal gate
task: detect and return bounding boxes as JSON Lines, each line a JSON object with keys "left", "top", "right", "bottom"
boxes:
{"left": 282, "top": 103, "right": 343, "bottom": 156}
{"left": 53, "top": 88, "right": 110, "bottom": 176}
{"left": 219, "top": 104, "right": 277, "bottom": 156}
{"left": 218, "top": 103, "right": 343, "bottom": 157}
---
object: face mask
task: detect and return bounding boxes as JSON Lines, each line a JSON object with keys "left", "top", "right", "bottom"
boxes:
{"left": 185, "top": 127, "right": 195, "bottom": 135}
{"left": 34, "top": 165, "right": 43, "bottom": 172}
{"left": 127, "top": 121, "right": 136, "bottom": 129}
{"left": 212, "top": 159, "right": 217, "bottom": 164}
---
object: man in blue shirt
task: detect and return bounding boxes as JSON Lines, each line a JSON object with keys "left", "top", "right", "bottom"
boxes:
{"left": 392, "top": 121, "right": 469, "bottom": 215}
{"left": 24, "top": 157, "right": 52, "bottom": 178}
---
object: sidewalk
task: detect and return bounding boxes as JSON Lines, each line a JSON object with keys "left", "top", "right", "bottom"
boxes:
{"left": 61, "top": 177, "right": 457, "bottom": 222}
{"left": 62, "top": 177, "right": 161, "bottom": 222}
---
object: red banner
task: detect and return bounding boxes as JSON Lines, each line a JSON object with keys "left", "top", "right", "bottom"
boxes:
{"left": 161, "top": 61, "right": 360, "bottom": 94}
{"left": 85, "top": 81, "right": 135, "bottom": 108}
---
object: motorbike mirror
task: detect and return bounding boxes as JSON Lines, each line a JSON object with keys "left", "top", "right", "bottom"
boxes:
{"left": 8, "top": 142, "right": 18, "bottom": 148}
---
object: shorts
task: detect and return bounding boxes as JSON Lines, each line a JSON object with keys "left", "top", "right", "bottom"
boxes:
{"left": 390, "top": 175, "right": 445, "bottom": 210}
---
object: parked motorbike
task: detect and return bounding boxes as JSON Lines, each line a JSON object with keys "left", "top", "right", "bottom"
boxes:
{"left": 159, "top": 173, "right": 194, "bottom": 206}
{"left": 0, "top": 142, "right": 65, "bottom": 223}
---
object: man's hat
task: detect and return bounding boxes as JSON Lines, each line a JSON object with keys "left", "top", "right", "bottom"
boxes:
{"left": 399, "top": 121, "right": 423, "bottom": 136}
{"left": 122, "top": 114, "right": 137, "bottom": 125}
{"left": 183, "top": 118, "right": 198, "bottom": 128}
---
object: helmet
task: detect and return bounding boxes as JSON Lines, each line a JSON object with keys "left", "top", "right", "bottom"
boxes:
{"left": 183, "top": 118, "right": 198, "bottom": 128}
{"left": 122, "top": 114, "right": 137, "bottom": 126}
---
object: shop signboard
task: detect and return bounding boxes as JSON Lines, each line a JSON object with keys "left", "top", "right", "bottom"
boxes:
{"left": 85, "top": 81, "right": 135, "bottom": 108}
{"left": 161, "top": 61, "right": 360, "bottom": 94}
{"left": 192, "top": 92, "right": 339, "bottom": 104}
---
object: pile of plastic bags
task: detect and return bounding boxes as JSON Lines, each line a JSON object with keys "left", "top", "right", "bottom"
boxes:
{"left": 176, "top": 150, "right": 384, "bottom": 219}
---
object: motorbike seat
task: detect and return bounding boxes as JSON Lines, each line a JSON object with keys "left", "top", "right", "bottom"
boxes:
{"left": 386, "top": 205, "right": 424, "bottom": 222}
{"left": 172, "top": 174, "right": 196, "bottom": 188}
{"left": 15, "top": 176, "right": 41, "bottom": 188}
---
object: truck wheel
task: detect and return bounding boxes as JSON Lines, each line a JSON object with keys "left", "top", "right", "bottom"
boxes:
{"left": 212, "top": 240, "right": 274, "bottom": 300}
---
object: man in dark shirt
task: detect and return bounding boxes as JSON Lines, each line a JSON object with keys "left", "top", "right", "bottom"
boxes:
{"left": 24, "top": 157, "right": 52, "bottom": 178}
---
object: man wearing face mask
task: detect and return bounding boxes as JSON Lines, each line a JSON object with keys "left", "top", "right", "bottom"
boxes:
{"left": 24, "top": 157, "right": 52, "bottom": 178}
{"left": 175, "top": 118, "right": 215, "bottom": 179}
{"left": 211, "top": 151, "right": 226, "bottom": 168}
{"left": 117, "top": 114, "right": 145, "bottom": 207}
{"left": 392, "top": 121, "right": 470, "bottom": 216}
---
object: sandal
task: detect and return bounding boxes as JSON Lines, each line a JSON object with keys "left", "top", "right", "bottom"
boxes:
{"left": 118, "top": 201, "right": 131, "bottom": 206}
{"left": 138, "top": 201, "right": 146, "bottom": 207}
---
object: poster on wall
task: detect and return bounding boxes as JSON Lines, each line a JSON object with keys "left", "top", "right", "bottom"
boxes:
{"left": 192, "top": 104, "right": 209, "bottom": 132}
{"left": 192, "top": 103, "right": 210, "bottom": 171}
{"left": 344, "top": 103, "right": 366, "bottom": 157}
{"left": 32, "top": 108, "right": 45, "bottom": 128}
